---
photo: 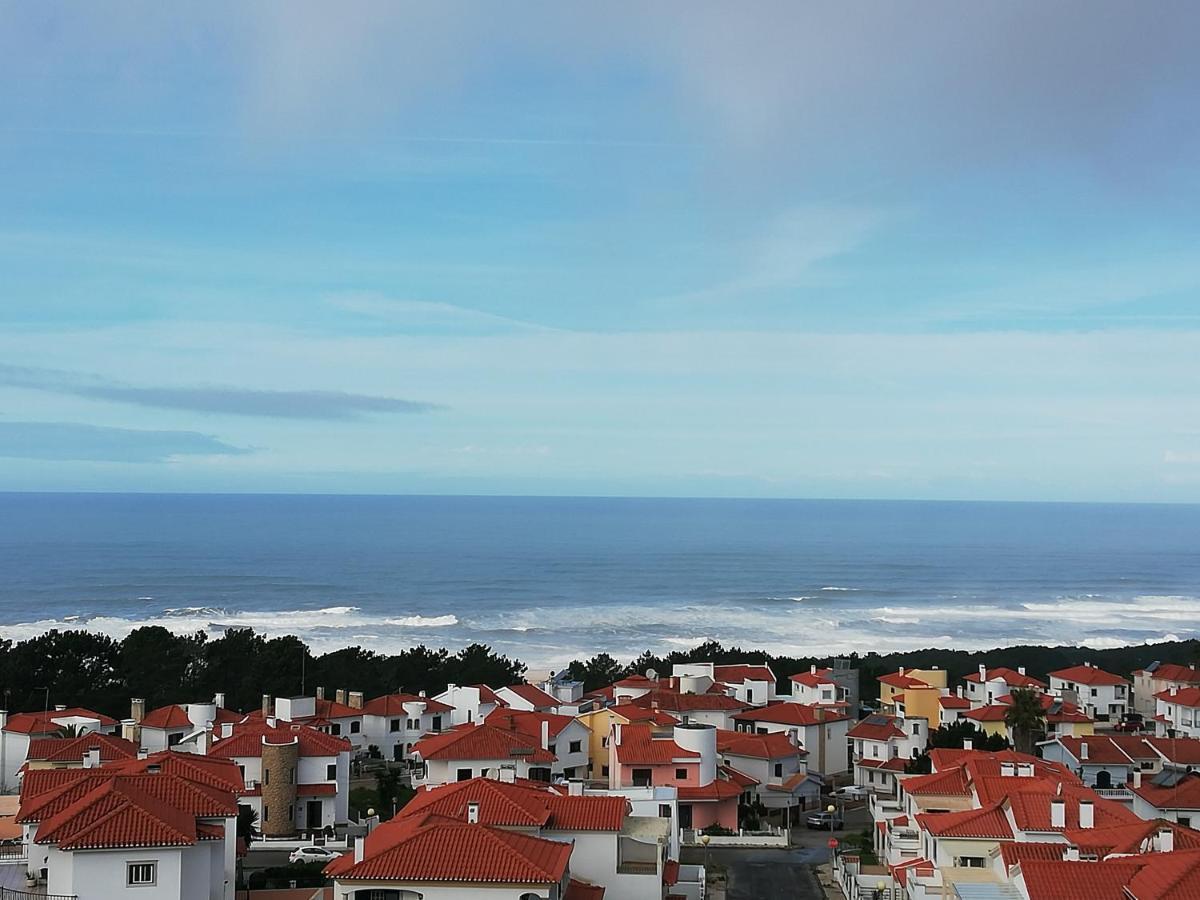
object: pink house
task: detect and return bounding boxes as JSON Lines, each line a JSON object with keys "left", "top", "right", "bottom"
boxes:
{"left": 609, "top": 721, "right": 740, "bottom": 831}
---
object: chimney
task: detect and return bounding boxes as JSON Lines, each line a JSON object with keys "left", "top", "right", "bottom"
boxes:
{"left": 419, "top": 690, "right": 426, "bottom": 698}
{"left": 979, "top": 664, "right": 988, "bottom": 681}
{"left": 467, "top": 801, "right": 480, "bottom": 824}
{"left": 213, "top": 692, "right": 226, "bottom": 709}
{"left": 1133, "top": 770, "right": 1142, "bottom": 789}
{"left": 1078, "top": 800, "right": 1094, "bottom": 829}
{"left": 810, "top": 664, "right": 817, "bottom": 675}
{"left": 220, "top": 722, "right": 234, "bottom": 739}
{"left": 815, "top": 706, "right": 826, "bottom": 722}
{"left": 131, "top": 698, "right": 146, "bottom": 724}
{"left": 1017, "top": 762, "right": 1034, "bottom": 778}
{"left": 315, "top": 687, "right": 324, "bottom": 701}
{"left": 353, "top": 835, "right": 365, "bottom": 864}
{"left": 1064, "top": 845, "right": 1080, "bottom": 861}
{"left": 336, "top": 689, "right": 347, "bottom": 705}
{"left": 540, "top": 720, "right": 550, "bottom": 751}
{"left": 348, "top": 691, "right": 364, "bottom": 710}
{"left": 963, "top": 738, "right": 973, "bottom": 751}
{"left": 1000, "top": 761, "right": 1016, "bottom": 777}
{"left": 198, "top": 722, "right": 213, "bottom": 756}
{"left": 956, "top": 686, "right": 964, "bottom": 698}
{"left": 146, "top": 762, "right": 162, "bottom": 774}
{"left": 499, "top": 766, "right": 516, "bottom": 784}
{"left": 789, "top": 728, "right": 800, "bottom": 747}
{"left": 83, "top": 746, "right": 100, "bottom": 769}
{"left": 899, "top": 666, "right": 905, "bottom": 676}
{"left": 1050, "top": 798, "right": 1066, "bottom": 828}
{"left": 1018, "top": 667, "right": 1026, "bottom": 676}
{"left": 137, "top": 747, "right": 148, "bottom": 760}
{"left": 261, "top": 694, "right": 272, "bottom": 717}
{"left": 1080, "top": 742, "right": 1089, "bottom": 761}
{"left": 613, "top": 723, "right": 623, "bottom": 745}
{"left": 1159, "top": 828, "right": 1174, "bottom": 853}
{"left": 266, "top": 716, "right": 277, "bottom": 728}
{"left": 54, "top": 704, "right": 66, "bottom": 712}
{"left": 1170, "top": 685, "right": 1178, "bottom": 697}
{"left": 568, "top": 780, "right": 584, "bottom": 796}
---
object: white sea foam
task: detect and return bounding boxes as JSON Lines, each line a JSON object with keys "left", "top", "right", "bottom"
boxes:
{"left": 819, "top": 586, "right": 858, "bottom": 592}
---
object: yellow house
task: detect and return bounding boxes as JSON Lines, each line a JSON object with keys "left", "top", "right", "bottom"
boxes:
{"left": 575, "top": 702, "right": 678, "bottom": 780}
{"left": 878, "top": 667, "right": 948, "bottom": 712}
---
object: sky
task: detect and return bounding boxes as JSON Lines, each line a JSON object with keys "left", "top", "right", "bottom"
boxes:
{"left": 1, "top": 2, "right": 1200, "bottom": 501}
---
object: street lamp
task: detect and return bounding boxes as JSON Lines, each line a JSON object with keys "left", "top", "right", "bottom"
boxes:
{"left": 827, "top": 803, "right": 837, "bottom": 833}
{"left": 699, "top": 832, "right": 711, "bottom": 875}
{"left": 875, "top": 878, "right": 887, "bottom": 899}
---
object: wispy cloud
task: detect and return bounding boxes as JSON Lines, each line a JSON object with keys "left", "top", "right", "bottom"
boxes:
{"left": 328, "top": 292, "right": 559, "bottom": 334}
{"left": 0, "top": 363, "right": 442, "bottom": 419}
{"left": 0, "top": 422, "right": 248, "bottom": 462}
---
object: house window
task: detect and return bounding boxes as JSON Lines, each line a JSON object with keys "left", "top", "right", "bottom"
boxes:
{"left": 432, "top": 716, "right": 442, "bottom": 730}
{"left": 127, "top": 862, "right": 156, "bottom": 886}
{"left": 633, "top": 768, "right": 652, "bottom": 786}
{"left": 955, "top": 857, "right": 986, "bottom": 868}
{"left": 350, "top": 721, "right": 361, "bottom": 734}
{"left": 569, "top": 740, "right": 582, "bottom": 754}
{"left": 288, "top": 767, "right": 295, "bottom": 785}
{"left": 390, "top": 719, "right": 401, "bottom": 733}
{"left": 327, "top": 763, "right": 337, "bottom": 780}
{"left": 263, "top": 805, "right": 269, "bottom": 823}
{"left": 602, "top": 737, "right": 609, "bottom": 748}
{"left": 288, "top": 804, "right": 294, "bottom": 822}
{"left": 265, "top": 769, "right": 270, "bottom": 786}
{"left": 912, "top": 724, "right": 919, "bottom": 735}
{"left": 330, "top": 723, "right": 342, "bottom": 736}
{"left": 406, "top": 718, "right": 417, "bottom": 729}
{"left": 602, "top": 765, "right": 610, "bottom": 777}
{"left": 548, "top": 743, "right": 556, "bottom": 756}
{"left": 457, "top": 768, "right": 472, "bottom": 782}
{"left": 167, "top": 732, "right": 183, "bottom": 746}
{"left": 659, "top": 804, "right": 672, "bottom": 818}
{"left": 774, "top": 763, "right": 783, "bottom": 777}
{"left": 675, "top": 768, "right": 687, "bottom": 780}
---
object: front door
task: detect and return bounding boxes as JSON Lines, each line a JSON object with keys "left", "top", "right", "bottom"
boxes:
{"left": 679, "top": 803, "right": 693, "bottom": 829}
{"left": 306, "top": 800, "right": 323, "bottom": 831}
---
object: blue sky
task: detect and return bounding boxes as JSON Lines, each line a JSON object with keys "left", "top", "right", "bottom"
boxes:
{"left": 2, "top": 2, "right": 1199, "bottom": 500}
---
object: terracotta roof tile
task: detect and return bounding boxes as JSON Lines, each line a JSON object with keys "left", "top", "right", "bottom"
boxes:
{"left": 713, "top": 664, "right": 775, "bottom": 683}
{"left": 209, "top": 722, "right": 351, "bottom": 759}
{"left": 3, "top": 708, "right": 117, "bottom": 734}
{"left": 789, "top": 668, "right": 835, "bottom": 687}
{"left": 614, "top": 724, "right": 699, "bottom": 765}
{"left": 25, "top": 733, "right": 138, "bottom": 764}
{"left": 846, "top": 715, "right": 905, "bottom": 740}
{"left": 916, "top": 803, "right": 1013, "bottom": 839}
{"left": 1124, "top": 848, "right": 1200, "bottom": 899}
{"left": 1021, "top": 858, "right": 1144, "bottom": 900}
{"left": 632, "top": 690, "right": 748, "bottom": 713}
{"left": 362, "top": 693, "right": 453, "bottom": 717}
{"left": 411, "top": 723, "right": 555, "bottom": 764}
{"left": 139, "top": 704, "right": 195, "bottom": 729}
{"left": 401, "top": 777, "right": 626, "bottom": 831}
{"left": 963, "top": 667, "right": 1046, "bottom": 688}
{"left": 716, "top": 729, "right": 804, "bottom": 760}
{"left": 1156, "top": 686, "right": 1200, "bottom": 706}
{"left": 487, "top": 709, "right": 579, "bottom": 740}
{"left": 566, "top": 879, "right": 607, "bottom": 900}
{"left": 734, "top": 702, "right": 845, "bottom": 727}
{"left": 1048, "top": 664, "right": 1128, "bottom": 687}
{"left": 503, "top": 684, "right": 560, "bottom": 709}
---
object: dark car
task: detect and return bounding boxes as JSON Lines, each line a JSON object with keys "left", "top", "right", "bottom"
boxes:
{"left": 806, "top": 810, "right": 844, "bottom": 830}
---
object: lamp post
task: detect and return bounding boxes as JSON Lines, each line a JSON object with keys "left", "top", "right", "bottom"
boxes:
{"left": 875, "top": 878, "right": 887, "bottom": 900}
{"left": 699, "top": 832, "right": 711, "bottom": 877}
{"left": 827, "top": 803, "right": 837, "bottom": 833}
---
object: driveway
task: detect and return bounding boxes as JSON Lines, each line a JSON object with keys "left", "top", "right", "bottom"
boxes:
{"left": 682, "top": 848, "right": 827, "bottom": 900}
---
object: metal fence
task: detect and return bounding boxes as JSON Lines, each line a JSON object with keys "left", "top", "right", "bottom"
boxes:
{"left": 1, "top": 889, "right": 78, "bottom": 900}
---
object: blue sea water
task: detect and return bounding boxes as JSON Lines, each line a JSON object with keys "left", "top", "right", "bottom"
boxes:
{"left": 0, "top": 493, "right": 1198, "bottom": 667}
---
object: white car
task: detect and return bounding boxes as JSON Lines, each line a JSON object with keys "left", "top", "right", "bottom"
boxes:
{"left": 289, "top": 846, "right": 342, "bottom": 864}
{"left": 829, "top": 785, "right": 870, "bottom": 800}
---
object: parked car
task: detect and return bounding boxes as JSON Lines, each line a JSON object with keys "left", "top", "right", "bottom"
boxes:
{"left": 806, "top": 810, "right": 844, "bottom": 830}
{"left": 829, "top": 785, "right": 870, "bottom": 800}
{"left": 1114, "top": 719, "right": 1145, "bottom": 732}
{"left": 289, "top": 846, "right": 342, "bottom": 864}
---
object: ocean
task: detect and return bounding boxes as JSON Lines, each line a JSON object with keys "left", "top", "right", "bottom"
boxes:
{"left": 0, "top": 493, "right": 1198, "bottom": 668}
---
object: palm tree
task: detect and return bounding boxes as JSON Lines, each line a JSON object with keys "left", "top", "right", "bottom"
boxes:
{"left": 1005, "top": 688, "right": 1046, "bottom": 755}
{"left": 54, "top": 724, "right": 82, "bottom": 739}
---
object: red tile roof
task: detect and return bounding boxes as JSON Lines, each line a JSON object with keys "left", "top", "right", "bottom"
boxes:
{"left": 878, "top": 672, "right": 928, "bottom": 689}
{"left": 916, "top": 803, "right": 1013, "bottom": 839}
{"left": 1020, "top": 858, "right": 1145, "bottom": 900}
{"left": 487, "top": 710, "right": 578, "bottom": 740}
{"left": 140, "top": 704, "right": 195, "bottom": 729}
{"left": 846, "top": 715, "right": 905, "bottom": 740}
{"left": 298, "top": 783, "right": 338, "bottom": 797}
{"left": 938, "top": 695, "right": 971, "bottom": 709}
{"left": 1156, "top": 686, "right": 1200, "bottom": 706}
{"left": 25, "top": 733, "right": 138, "bottom": 764}
{"left": 566, "top": 879, "right": 607, "bottom": 900}
{"left": 1144, "top": 736, "right": 1200, "bottom": 765}
{"left": 1048, "top": 664, "right": 1128, "bottom": 687}
{"left": 503, "top": 683, "right": 559, "bottom": 710}
{"left": 1132, "top": 773, "right": 1200, "bottom": 811}
{"left": 326, "top": 816, "right": 572, "bottom": 884}
{"left": 900, "top": 767, "right": 971, "bottom": 796}
{"left": 401, "top": 777, "right": 627, "bottom": 831}
{"left": 1135, "top": 663, "right": 1200, "bottom": 683}
{"left": 998, "top": 841, "right": 1067, "bottom": 868}
{"left": 733, "top": 702, "right": 845, "bottom": 727}
{"left": 209, "top": 722, "right": 351, "bottom": 759}
{"left": 362, "top": 693, "right": 453, "bottom": 717}
{"left": 716, "top": 729, "right": 804, "bottom": 760}
{"left": 632, "top": 690, "right": 748, "bottom": 713}
{"left": 677, "top": 780, "right": 742, "bottom": 801}
{"left": 614, "top": 724, "right": 699, "bottom": 765}
{"left": 3, "top": 708, "right": 117, "bottom": 734}
{"left": 1067, "top": 819, "right": 1200, "bottom": 857}
{"left": 1058, "top": 735, "right": 1134, "bottom": 765}
{"left": 311, "top": 697, "right": 368, "bottom": 719}
{"left": 963, "top": 705, "right": 1009, "bottom": 722}
{"left": 1007, "top": 790, "right": 1139, "bottom": 833}
{"left": 1125, "top": 848, "right": 1200, "bottom": 899}
{"left": 789, "top": 668, "right": 834, "bottom": 687}
{"left": 963, "top": 667, "right": 1046, "bottom": 688}
{"left": 607, "top": 703, "right": 679, "bottom": 727}
{"left": 410, "top": 723, "right": 555, "bottom": 764}
{"left": 614, "top": 674, "right": 654, "bottom": 688}
{"left": 720, "top": 764, "right": 760, "bottom": 788}
{"left": 713, "top": 664, "right": 775, "bottom": 683}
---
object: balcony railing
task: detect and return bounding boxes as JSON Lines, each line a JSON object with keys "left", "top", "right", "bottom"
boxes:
{"left": 2, "top": 890, "right": 78, "bottom": 900}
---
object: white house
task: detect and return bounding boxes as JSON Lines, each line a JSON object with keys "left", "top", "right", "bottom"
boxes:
{"left": 846, "top": 714, "right": 926, "bottom": 794}
{"left": 495, "top": 683, "right": 560, "bottom": 713}
{"left": 410, "top": 723, "right": 558, "bottom": 787}
{"left": 1131, "top": 770, "right": 1200, "bottom": 829}
{"left": 938, "top": 691, "right": 972, "bottom": 726}
{"left": 730, "top": 702, "right": 850, "bottom": 776}
{"left": 672, "top": 662, "right": 777, "bottom": 707}
{"left": 716, "top": 729, "right": 820, "bottom": 812}
{"left": 360, "top": 692, "right": 453, "bottom": 762}
{"left": 787, "top": 666, "right": 846, "bottom": 708}
{"left": 487, "top": 709, "right": 592, "bottom": 780}
{"left": 538, "top": 670, "right": 593, "bottom": 716}
{"left": 1132, "top": 661, "right": 1200, "bottom": 719}
{"left": 274, "top": 690, "right": 367, "bottom": 750}
{"left": 132, "top": 696, "right": 242, "bottom": 753}
{"left": 432, "top": 683, "right": 507, "bottom": 727}
{"left": 18, "top": 751, "right": 242, "bottom": 900}
{"left": 962, "top": 665, "right": 1045, "bottom": 708}
{"left": 0, "top": 707, "right": 117, "bottom": 794}
{"left": 1047, "top": 663, "right": 1130, "bottom": 722}
{"left": 207, "top": 720, "right": 351, "bottom": 835}
{"left": 1155, "top": 685, "right": 1200, "bottom": 738}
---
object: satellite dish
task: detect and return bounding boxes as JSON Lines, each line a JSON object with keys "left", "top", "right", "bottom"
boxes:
{"left": 646, "top": 668, "right": 658, "bottom": 680}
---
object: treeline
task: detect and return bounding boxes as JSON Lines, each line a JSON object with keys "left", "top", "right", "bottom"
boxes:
{"left": 563, "top": 637, "right": 1200, "bottom": 698}
{"left": 0, "top": 627, "right": 524, "bottom": 720}
{"left": 3, "top": 627, "right": 1198, "bottom": 720}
